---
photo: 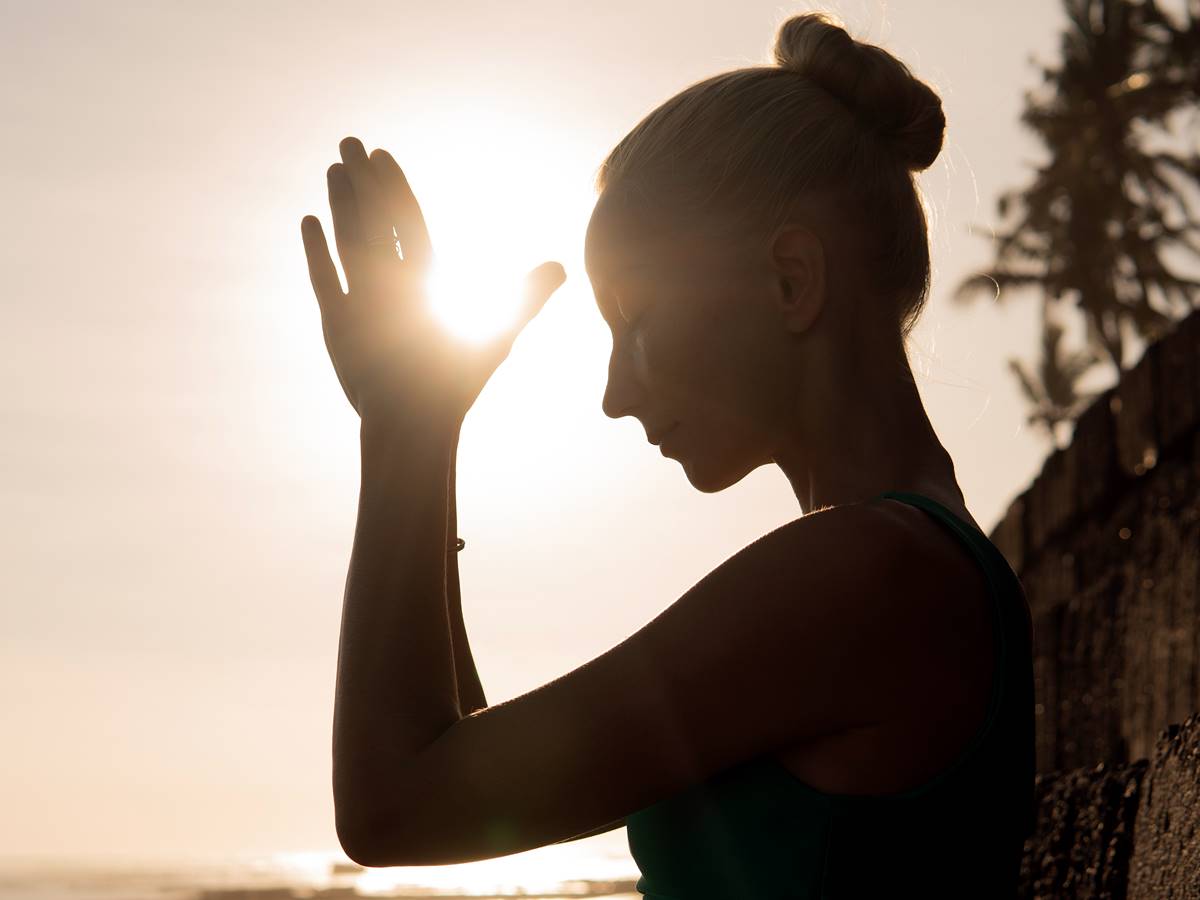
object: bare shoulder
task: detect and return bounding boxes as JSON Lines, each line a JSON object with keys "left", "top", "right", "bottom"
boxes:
{"left": 783, "top": 497, "right": 989, "bottom": 673}
{"left": 772, "top": 496, "right": 1000, "bottom": 794}
{"left": 860, "top": 493, "right": 998, "bottom": 720}
{"left": 857, "top": 494, "right": 995, "bottom": 640}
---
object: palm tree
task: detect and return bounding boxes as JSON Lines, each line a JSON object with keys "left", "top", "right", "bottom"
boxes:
{"left": 956, "top": 0, "right": 1200, "bottom": 441}
{"left": 1008, "top": 297, "right": 1103, "bottom": 448}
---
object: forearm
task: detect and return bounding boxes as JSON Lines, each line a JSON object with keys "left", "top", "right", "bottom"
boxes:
{"left": 333, "top": 418, "right": 461, "bottom": 819}
{"left": 447, "top": 439, "right": 488, "bottom": 715}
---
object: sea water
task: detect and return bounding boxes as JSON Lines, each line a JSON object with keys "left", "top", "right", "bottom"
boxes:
{"left": 0, "top": 833, "right": 641, "bottom": 899}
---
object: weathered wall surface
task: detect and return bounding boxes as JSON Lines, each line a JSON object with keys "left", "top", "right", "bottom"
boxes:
{"left": 1017, "top": 759, "right": 1146, "bottom": 899}
{"left": 1128, "top": 714, "right": 1200, "bottom": 898}
{"left": 991, "top": 310, "right": 1200, "bottom": 895}
{"left": 1017, "top": 715, "right": 1200, "bottom": 899}
{"left": 989, "top": 310, "right": 1200, "bottom": 773}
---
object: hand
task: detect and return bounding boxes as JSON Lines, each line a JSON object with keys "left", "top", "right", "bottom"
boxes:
{"left": 300, "top": 136, "right": 567, "bottom": 430}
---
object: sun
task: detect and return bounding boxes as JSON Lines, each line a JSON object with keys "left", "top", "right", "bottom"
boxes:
{"left": 377, "top": 100, "right": 592, "bottom": 348}
{"left": 423, "top": 251, "right": 530, "bottom": 345}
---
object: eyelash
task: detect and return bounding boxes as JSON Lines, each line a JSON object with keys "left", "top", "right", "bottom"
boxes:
{"left": 617, "top": 297, "right": 642, "bottom": 326}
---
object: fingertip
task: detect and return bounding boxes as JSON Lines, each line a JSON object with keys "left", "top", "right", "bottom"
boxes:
{"left": 370, "top": 148, "right": 406, "bottom": 181}
{"left": 327, "top": 162, "right": 344, "bottom": 180}
{"left": 538, "top": 261, "right": 567, "bottom": 289}
{"left": 339, "top": 135, "right": 367, "bottom": 163}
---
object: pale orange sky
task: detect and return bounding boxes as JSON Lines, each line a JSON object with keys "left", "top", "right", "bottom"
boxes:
{"left": 3, "top": 0, "right": 1079, "bottom": 867}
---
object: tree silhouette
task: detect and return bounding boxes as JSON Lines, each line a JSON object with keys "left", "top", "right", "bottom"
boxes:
{"left": 1010, "top": 297, "right": 1103, "bottom": 447}
{"left": 956, "top": 0, "right": 1200, "bottom": 443}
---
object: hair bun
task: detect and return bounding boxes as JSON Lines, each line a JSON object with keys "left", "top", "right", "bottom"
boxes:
{"left": 772, "top": 13, "right": 945, "bottom": 172}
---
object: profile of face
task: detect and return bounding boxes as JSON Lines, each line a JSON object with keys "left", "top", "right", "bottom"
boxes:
{"left": 583, "top": 190, "right": 823, "bottom": 493}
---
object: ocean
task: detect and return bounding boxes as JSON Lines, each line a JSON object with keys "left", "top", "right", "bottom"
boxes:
{"left": 0, "top": 838, "right": 642, "bottom": 900}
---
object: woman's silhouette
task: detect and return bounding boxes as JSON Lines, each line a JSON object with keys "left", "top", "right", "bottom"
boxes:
{"left": 300, "top": 11, "right": 1035, "bottom": 898}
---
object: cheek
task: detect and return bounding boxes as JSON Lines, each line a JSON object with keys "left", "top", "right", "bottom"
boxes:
{"left": 638, "top": 308, "right": 714, "bottom": 388}
{"left": 636, "top": 286, "right": 758, "bottom": 406}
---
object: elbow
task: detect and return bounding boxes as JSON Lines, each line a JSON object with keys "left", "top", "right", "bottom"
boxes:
{"left": 336, "top": 795, "right": 419, "bottom": 868}
{"left": 337, "top": 804, "right": 457, "bottom": 868}
{"left": 336, "top": 811, "right": 392, "bottom": 868}
{"left": 334, "top": 765, "right": 433, "bottom": 866}
{"left": 338, "top": 816, "right": 431, "bottom": 869}
{"left": 334, "top": 784, "right": 387, "bottom": 867}
{"left": 334, "top": 769, "right": 389, "bottom": 866}
{"left": 336, "top": 813, "right": 374, "bottom": 868}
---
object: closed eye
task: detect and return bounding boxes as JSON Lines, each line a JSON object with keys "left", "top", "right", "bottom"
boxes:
{"left": 616, "top": 293, "right": 647, "bottom": 326}
{"left": 593, "top": 289, "right": 625, "bottom": 330}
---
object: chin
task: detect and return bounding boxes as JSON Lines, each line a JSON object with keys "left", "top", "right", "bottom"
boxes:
{"left": 678, "top": 452, "right": 762, "bottom": 494}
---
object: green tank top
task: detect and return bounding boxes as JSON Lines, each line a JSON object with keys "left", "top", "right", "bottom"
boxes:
{"left": 625, "top": 490, "right": 1036, "bottom": 899}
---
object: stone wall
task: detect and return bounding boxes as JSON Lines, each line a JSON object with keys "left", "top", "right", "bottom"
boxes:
{"left": 1017, "top": 714, "right": 1200, "bottom": 898}
{"left": 1127, "top": 714, "right": 1200, "bottom": 897}
{"left": 988, "top": 309, "right": 1200, "bottom": 773}
{"left": 989, "top": 309, "right": 1200, "bottom": 895}
{"left": 1016, "top": 758, "right": 1146, "bottom": 898}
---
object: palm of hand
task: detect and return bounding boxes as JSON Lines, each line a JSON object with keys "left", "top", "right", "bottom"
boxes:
{"left": 300, "top": 137, "right": 566, "bottom": 429}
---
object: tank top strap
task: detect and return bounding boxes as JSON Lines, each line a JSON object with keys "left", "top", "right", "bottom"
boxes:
{"left": 874, "top": 489, "right": 978, "bottom": 538}
{"left": 872, "top": 490, "right": 1008, "bottom": 580}
{"left": 872, "top": 489, "right": 1009, "bottom": 603}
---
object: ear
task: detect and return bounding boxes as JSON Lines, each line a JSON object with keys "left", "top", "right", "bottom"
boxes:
{"left": 771, "top": 225, "right": 826, "bottom": 335}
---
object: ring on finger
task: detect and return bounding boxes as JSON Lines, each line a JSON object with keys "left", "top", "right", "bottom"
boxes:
{"left": 366, "top": 232, "right": 399, "bottom": 257}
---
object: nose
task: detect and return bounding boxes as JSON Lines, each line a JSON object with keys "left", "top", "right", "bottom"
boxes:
{"left": 602, "top": 341, "right": 642, "bottom": 420}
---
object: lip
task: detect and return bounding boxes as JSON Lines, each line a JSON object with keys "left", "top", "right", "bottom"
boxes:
{"left": 649, "top": 423, "right": 678, "bottom": 448}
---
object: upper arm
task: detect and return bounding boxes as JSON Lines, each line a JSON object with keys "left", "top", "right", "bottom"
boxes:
{"left": 339, "top": 501, "right": 938, "bottom": 867}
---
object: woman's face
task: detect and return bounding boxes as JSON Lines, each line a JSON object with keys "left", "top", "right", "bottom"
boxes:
{"left": 583, "top": 192, "right": 795, "bottom": 492}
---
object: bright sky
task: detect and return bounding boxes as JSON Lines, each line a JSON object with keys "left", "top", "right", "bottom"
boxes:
{"left": 2, "top": 0, "right": 1074, "bottom": 870}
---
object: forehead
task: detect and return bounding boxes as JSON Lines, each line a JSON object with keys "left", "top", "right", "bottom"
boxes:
{"left": 584, "top": 191, "right": 727, "bottom": 286}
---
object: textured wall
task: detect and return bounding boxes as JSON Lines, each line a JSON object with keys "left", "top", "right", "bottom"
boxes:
{"left": 1128, "top": 713, "right": 1200, "bottom": 898}
{"left": 1017, "top": 715, "right": 1200, "bottom": 899}
{"left": 1017, "top": 759, "right": 1146, "bottom": 899}
{"left": 993, "top": 310, "right": 1200, "bottom": 895}
{"left": 988, "top": 310, "right": 1200, "bottom": 774}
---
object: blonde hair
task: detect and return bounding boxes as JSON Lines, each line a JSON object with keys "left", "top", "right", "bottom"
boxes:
{"left": 595, "top": 12, "right": 946, "bottom": 343}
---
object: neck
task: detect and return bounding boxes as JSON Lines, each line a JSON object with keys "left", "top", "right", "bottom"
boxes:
{"left": 771, "top": 343, "right": 961, "bottom": 515}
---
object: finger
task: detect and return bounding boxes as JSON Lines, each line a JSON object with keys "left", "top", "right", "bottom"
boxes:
{"left": 339, "top": 137, "right": 395, "bottom": 249}
{"left": 327, "top": 162, "right": 368, "bottom": 293}
{"left": 369, "top": 148, "right": 433, "bottom": 270}
{"left": 471, "top": 263, "right": 566, "bottom": 380}
{"left": 301, "top": 216, "right": 344, "bottom": 310}
{"left": 521, "top": 261, "right": 567, "bottom": 320}
{"left": 499, "top": 261, "right": 567, "bottom": 348}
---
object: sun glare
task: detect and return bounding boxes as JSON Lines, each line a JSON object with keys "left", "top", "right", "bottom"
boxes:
{"left": 384, "top": 100, "right": 594, "bottom": 347}
{"left": 424, "top": 253, "right": 529, "bottom": 345}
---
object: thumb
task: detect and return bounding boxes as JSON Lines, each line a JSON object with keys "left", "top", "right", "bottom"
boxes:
{"left": 523, "top": 261, "right": 567, "bottom": 317}
{"left": 473, "top": 262, "right": 567, "bottom": 374}
{"left": 506, "top": 261, "right": 567, "bottom": 341}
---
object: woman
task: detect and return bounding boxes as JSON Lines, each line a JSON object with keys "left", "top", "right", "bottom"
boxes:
{"left": 300, "top": 11, "right": 1035, "bottom": 898}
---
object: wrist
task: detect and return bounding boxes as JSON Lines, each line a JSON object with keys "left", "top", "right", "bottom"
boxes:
{"left": 359, "top": 413, "right": 461, "bottom": 451}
